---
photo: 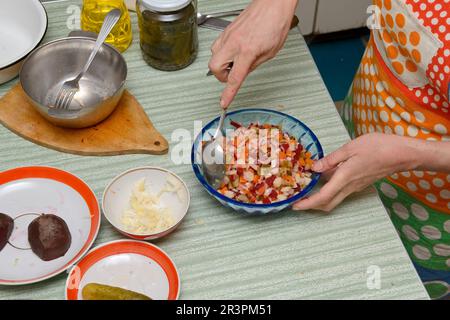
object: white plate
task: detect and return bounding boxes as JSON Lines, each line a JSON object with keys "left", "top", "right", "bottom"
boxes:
{"left": 0, "top": 166, "right": 100, "bottom": 285}
{"left": 65, "top": 240, "right": 180, "bottom": 300}
{"left": 0, "top": 0, "right": 48, "bottom": 84}
{"left": 102, "top": 167, "right": 190, "bottom": 240}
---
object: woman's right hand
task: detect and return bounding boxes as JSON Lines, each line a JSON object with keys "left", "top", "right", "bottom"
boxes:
{"left": 208, "top": 0, "right": 298, "bottom": 109}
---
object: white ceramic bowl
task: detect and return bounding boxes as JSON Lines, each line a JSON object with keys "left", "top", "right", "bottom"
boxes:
{"left": 0, "top": 0, "right": 48, "bottom": 84}
{"left": 102, "top": 167, "right": 190, "bottom": 241}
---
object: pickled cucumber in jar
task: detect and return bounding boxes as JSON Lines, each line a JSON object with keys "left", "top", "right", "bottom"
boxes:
{"left": 136, "top": 0, "right": 198, "bottom": 71}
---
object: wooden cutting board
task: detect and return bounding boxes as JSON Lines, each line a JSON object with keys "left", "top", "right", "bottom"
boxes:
{"left": 0, "top": 84, "right": 168, "bottom": 156}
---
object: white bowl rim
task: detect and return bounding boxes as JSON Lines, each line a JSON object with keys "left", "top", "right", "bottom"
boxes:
{"left": 0, "top": 0, "right": 48, "bottom": 70}
{"left": 102, "top": 166, "right": 191, "bottom": 238}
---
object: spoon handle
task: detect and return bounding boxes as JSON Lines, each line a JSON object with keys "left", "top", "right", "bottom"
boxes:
{"left": 206, "top": 9, "right": 244, "bottom": 19}
{"left": 214, "top": 108, "right": 227, "bottom": 139}
{"left": 77, "top": 9, "right": 122, "bottom": 80}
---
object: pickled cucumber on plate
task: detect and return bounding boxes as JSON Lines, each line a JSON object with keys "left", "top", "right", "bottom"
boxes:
{"left": 82, "top": 283, "right": 152, "bottom": 300}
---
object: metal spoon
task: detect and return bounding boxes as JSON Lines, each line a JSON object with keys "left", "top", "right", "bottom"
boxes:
{"left": 197, "top": 9, "right": 244, "bottom": 25}
{"left": 202, "top": 108, "right": 227, "bottom": 189}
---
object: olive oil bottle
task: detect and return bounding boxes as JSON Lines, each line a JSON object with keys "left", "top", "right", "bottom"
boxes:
{"left": 81, "top": 0, "right": 132, "bottom": 52}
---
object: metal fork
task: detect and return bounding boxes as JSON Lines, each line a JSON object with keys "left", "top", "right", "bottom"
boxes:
{"left": 52, "top": 9, "right": 121, "bottom": 112}
{"left": 196, "top": 9, "right": 244, "bottom": 25}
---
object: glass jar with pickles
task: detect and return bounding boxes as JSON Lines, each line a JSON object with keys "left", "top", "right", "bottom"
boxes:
{"left": 136, "top": 0, "right": 198, "bottom": 71}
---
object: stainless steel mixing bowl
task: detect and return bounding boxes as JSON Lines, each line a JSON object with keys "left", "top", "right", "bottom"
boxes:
{"left": 20, "top": 37, "right": 127, "bottom": 128}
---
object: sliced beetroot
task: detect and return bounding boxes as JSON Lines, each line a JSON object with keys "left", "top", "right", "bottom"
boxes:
{"left": 266, "top": 175, "right": 276, "bottom": 187}
{"left": 230, "top": 120, "right": 242, "bottom": 129}
{"left": 269, "top": 190, "right": 278, "bottom": 201}
{"left": 280, "top": 143, "right": 290, "bottom": 153}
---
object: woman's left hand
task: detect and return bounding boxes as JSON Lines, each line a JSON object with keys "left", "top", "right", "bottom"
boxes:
{"left": 293, "top": 133, "right": 423, "bottom": 212}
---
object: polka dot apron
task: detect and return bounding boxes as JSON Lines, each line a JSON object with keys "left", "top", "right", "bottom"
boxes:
{"left": 340, "top": 0, "right": 450, "bottom": 299}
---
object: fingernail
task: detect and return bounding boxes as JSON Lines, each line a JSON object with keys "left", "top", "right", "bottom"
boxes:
{"left": 312, "top": 160, "right": 323, "bottom": 172}
{"left": 220, "top": 99, "right": 226, "bottom": 108}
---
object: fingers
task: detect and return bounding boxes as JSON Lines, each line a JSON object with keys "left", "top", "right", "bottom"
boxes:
{"left": 322, "top": 167, "right": 337, "bottom": 181}
{"left": 208, "top": 49, "right": 234, "bottom": 83}
{"left": 211, "top": 36, "right": 222, "bottom": 55}
{"left": 208, "top": 35, "right": 236, "bottom": 83}
{"left": 293, "top": 186, "right": 352, "bottom": 212}
{"left": 292, "top": 165, "right": 351, "bottom": 212}
{"left": 313, "top": 144, "right": 352, "bottom": 173}
{"left": 220, "top": 54, "right": 254, "bottom": 108}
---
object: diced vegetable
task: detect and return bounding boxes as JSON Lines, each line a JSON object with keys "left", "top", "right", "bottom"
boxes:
{"left": 217, "top": 122, "right": 314, "bottom": 204}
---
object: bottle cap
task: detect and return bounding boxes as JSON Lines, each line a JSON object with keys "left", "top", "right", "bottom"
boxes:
{"left": 141, "top": 0, "right": 191, "bottom": 12}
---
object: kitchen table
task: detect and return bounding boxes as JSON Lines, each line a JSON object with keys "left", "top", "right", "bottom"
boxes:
{"left": 0, "top": 0, "right": 428, "bottom": 299}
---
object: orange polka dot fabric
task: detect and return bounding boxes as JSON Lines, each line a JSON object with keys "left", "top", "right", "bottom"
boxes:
{"left": 407, "top": 0, "right": 450, "bottom": 100}
{"left": 350, "top": 0, "right": 450, "bottom": 214}
{"left": 352, "top": 40, "right": 450, "bottom": 214}
{"left": 374, "top": 0, "right": 449, "bottom": 93}
{"left": 341, "top": 1, "right": 450, "bottom": 295}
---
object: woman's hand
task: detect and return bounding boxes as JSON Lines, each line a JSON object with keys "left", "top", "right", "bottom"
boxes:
{"left": 208, "top": 0, "right": 298, "bottom": 109}
{"left": 293, "top": 133, "right": 425, "bottom": 212}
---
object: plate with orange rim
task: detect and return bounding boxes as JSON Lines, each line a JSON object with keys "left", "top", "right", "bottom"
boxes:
{"left": 65, "top": 240, "right": 180, "bottom": 300}
{"left": 0, "top": 166, "right": 100, "bottom": 285}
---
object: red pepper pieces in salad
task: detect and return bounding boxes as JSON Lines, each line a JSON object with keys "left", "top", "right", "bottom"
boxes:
{"left": 217, "top": 122, "right": 314, "bottom": 204}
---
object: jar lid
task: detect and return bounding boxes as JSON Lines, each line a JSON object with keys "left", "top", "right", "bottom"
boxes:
{"left": 141, "top": 0, "right": 191, "bottom": 12}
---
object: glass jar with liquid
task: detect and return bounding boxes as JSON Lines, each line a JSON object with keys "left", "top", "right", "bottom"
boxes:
{"left": 81, "top": 0, "right": 133, "bottom": 52}
{"left": 136, "top": 0, "right": 198, "bottom": 71}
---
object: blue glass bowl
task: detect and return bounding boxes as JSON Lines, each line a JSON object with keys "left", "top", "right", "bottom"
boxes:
{"left": 191, "top": 109, "right": 324, "bottom": 214}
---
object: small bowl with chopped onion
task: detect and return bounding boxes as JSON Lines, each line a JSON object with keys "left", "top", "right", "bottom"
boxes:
{"left": 102, "top": 167, "right": 190, "bottom": 240}
{"left": 192, "top": 109, "right": 324, "bottom": 214}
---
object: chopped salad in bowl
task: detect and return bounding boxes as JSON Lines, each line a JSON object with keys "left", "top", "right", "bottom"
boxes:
{"left": 192, "top": 109, "right": 324, "bottom": 214}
